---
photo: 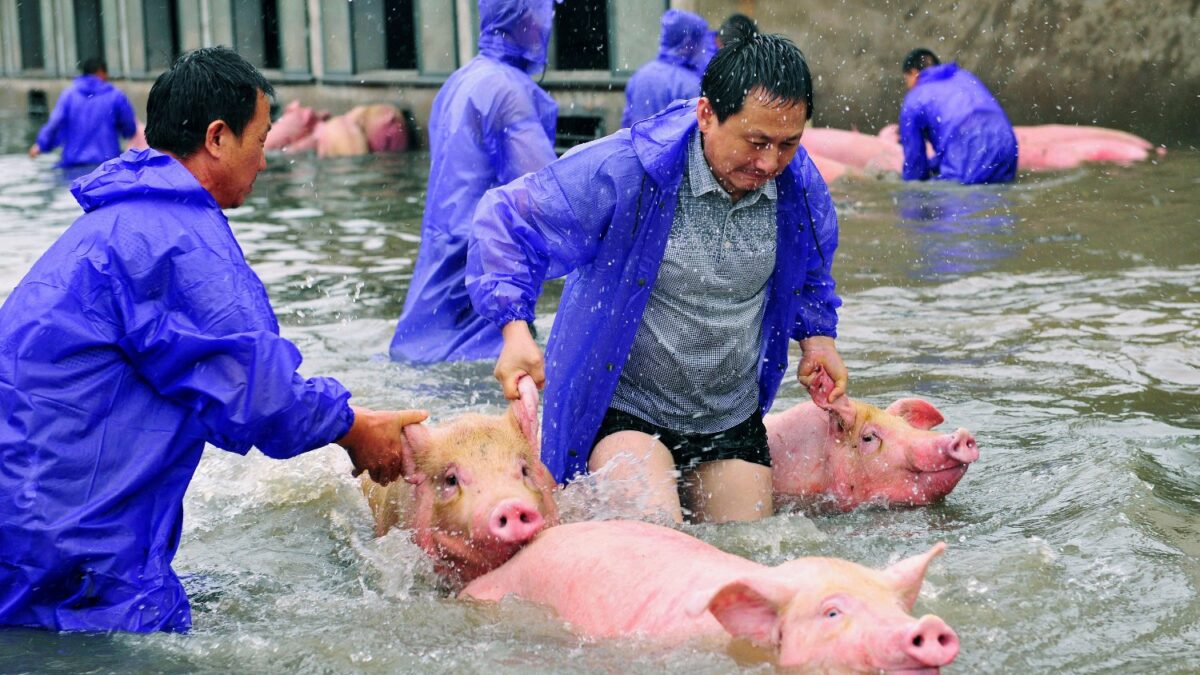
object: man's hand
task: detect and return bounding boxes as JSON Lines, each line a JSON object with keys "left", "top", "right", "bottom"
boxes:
{"left": 495, "top": 320, "right": 545, "bottom": 400}
{"left": 337, "top": 406, "right": 429, "bottom": 485}
{"left": 28, "top": 144, "right": 40, "bottom": 159}
{"left": 797, "top": 336, "right": 848, "bottom": 403}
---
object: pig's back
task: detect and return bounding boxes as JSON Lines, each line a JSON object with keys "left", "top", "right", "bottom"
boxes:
{"left": 461, "top": 520, "right": 761, "bottom": 638}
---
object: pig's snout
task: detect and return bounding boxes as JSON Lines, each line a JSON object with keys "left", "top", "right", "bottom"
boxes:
{"left": 946, "top": 428, "right": 978, "bottom": 464}
{"left": 903, "top": 615, "right": 959, "bottom": 667}
{"left": 487, "top": 498, "right": 545, "bottom": 544}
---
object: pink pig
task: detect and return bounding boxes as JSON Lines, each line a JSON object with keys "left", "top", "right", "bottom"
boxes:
{"left": 768, "top": 369, "right": 979, "bottom": 511}
{"left": 265, "top": 100, "right": 320, "bottom": 152}
{"left": 462, "top": 520, "right": 959, "bottom": 672}
{"left": 363, "top": 377, "right": 559, "bottom": 582}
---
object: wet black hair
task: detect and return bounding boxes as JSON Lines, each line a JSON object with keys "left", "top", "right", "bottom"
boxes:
{"left": 145, "top": 46, "right": 275, "bottom": 158}
{"left": 717, "top": 13, "right": 757, "bottom": 46}
{"left": 79, "top": 57, "right": 106, "bottom": 75}
{"left": 902, "top": 48, "right": 940, "bottom": 73}
{"left": 701, "top": 33, "right": 814, "bottom": 123}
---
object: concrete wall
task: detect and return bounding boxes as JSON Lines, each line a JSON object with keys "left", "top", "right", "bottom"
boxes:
{"left": 691, "top": 0, "right": 1200, "bottom": 145}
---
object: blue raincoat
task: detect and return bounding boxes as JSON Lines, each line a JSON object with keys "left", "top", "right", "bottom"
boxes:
{"left": 389, "top": 0, "right": 558, "bottom": 363}
{"left": 467, "top": 99, "right": 841, "bottom": 484}
{"left": 899, "top": 63, "right": 1018, "bottom": 185}
{"left": 621, "top": 9, "right": 710, "bottom": 128}
{"left": 35, "top": 74, "right": 138, "bottom": 168}
{"left": 0, "top": 149, "right": 354, "bottom": 633}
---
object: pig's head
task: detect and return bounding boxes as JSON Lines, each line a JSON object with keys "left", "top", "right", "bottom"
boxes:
{"left": 809, "top": 370, "right": 979, "bottom": 509}
{"left": 400, "top": 377, "right": 558, "bottom": 582}
{"left": 690, "top": 542, "right": 958, "bottom": 672}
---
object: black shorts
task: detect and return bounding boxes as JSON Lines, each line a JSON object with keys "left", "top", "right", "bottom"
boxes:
{"left": 592, "top": 407, "right": 772, "bottom": 469}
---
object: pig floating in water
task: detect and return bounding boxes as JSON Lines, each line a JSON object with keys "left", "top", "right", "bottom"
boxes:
{"left": 768, "top": 369, "right": 979, "bottom": 511}
{"left": 265, "top": 100, "right": 321, "bottom": 152}
{"left": 363, "top": 377, "right": 559, "bottom": 582}
{"left": 462, "top": 520, "right": 959, "bottom": 672}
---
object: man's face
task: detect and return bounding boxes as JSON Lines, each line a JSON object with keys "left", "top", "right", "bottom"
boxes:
{"left": 697, "top": 91, "right": 807, "bottom": 199}
{"left": 214, "top": 91, "right": 270, "bottom": 209}
{"left": 904, "top": 69, "right": 919, "bottom": 90}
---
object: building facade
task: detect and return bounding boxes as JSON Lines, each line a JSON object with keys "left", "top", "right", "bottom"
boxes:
{"left": 0, "top": 0, "right": 680, "bottom": 146}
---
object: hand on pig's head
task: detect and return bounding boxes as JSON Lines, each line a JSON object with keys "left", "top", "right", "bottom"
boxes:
{"left": 398, "top": 385, "right": 558, "bottom": 582}
{"left": 688, "top": 543, "right": 958, "bottom": 672}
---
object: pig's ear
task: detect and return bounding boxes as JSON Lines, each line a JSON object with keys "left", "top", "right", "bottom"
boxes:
{"left": 686, "top": 577, "right": 791, "bottom": 647}
{"left": 883, "top": 541, "right": 946, "bottom": 610}
{"left": 809, "top": 369, "right": 857, "bottom": 430}
{"left": 885, "top": 399, "right": 944, "bottom": 430}
{"left": 507, "top": 375, "right": 541, "bottom": 450}
{"left": 400, "top": 424, "right": 431, "bottom": 485}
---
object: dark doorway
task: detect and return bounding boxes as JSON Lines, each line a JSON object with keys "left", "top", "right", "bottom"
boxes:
{"left": 384, "top": 0, "right": 416, "bottom": 70}
{"left": 18, "top": 0, "right": 46, "bottom": 71}
{"left": 74, "top": 0, "right": 105, "bottom": 69}
{"left": 143, "top": 0, "right": 180, "bottom": 71}
{"left": 234, "top": 0, "right": 282, "bottom": 69}
{"left": 554, "top": 0, "right": 609, "bottom": 71}
{"left": 261, "top": 0, "right": 281, "bottom": 69}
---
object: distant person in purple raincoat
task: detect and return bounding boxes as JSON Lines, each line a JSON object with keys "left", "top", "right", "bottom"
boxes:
{"left": 389, "top": 0, "right": 559, "bottom": 364}
{"left": 899, "top": 48, "right": 1018, "bottom": 184}
{"left": 0, "top": 47, "right": 426, "bottom": 634}
{"left": 621, "top": 9, "right": 710, "bottom": 128}
{"left": 469, "top": 35, "right": 848, "bottom": 526}
{"left": 29, "top": 58, "right": 137, "bottom": 168}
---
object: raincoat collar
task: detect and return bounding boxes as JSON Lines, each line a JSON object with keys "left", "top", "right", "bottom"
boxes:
{"left": 918, "top": 62, "right": 960, "bottom": 85}
{"left": 629, "top": 98, "right": 700, "bottom": 187}
{"left": 71, "top": 148, "right": 219, "bottom": 214}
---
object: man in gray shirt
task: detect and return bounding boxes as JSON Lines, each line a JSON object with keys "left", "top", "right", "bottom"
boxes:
{"left": 469, "top": 34, "right": 847, "bottom": 523}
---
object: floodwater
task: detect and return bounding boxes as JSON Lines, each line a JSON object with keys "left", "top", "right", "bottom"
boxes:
{"left": 0, "top": 114, "right": 1197, "bottom": 673}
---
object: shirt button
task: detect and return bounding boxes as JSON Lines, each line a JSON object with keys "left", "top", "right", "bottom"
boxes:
{"left": 637, "top": 278, "right": 646, "bottom": 286}
{"left": 568, "top": 449, "right": 578, "bottom": 458}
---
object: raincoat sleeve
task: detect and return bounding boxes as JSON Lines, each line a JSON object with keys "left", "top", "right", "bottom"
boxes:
{"left": 899, "top": 98, "right": 931, "bottom": 181}
{"left": 111, "top": 224, "right": 354, "bottom": 459}
{"left": 115, "top": 93, "right": 137, "bottom": 140}
{"left": 494, "top": 86, "right": 558, "bottom": 184}
{"left": 467, "top": 141, "right": 625, "bottom": 326}
{"left": 36, "top": 91, "right": 71, "bottom": 152}
{"left": 792, "top": 159, "right": 841, "bottom": 340}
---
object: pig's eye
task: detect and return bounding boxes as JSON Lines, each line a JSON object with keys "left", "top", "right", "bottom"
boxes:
{"left": 443, "top": 473, "right": 458, "bottom": 488}
{"left": 824, "top": 607, "right": 841, "bottom": 619}
{"left": 521, "top": 464, "right": 530, "bottom": 477}
{"left": 860, "top": 432, "right": 877, "bottom": 445}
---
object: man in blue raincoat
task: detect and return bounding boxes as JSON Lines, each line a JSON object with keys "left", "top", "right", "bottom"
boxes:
{"left": 898, "top": 48, "right": 1018, "bottom": 185}
{"left": 621, "top": 9, "right": 710, "bottom": 129}
{"left": 28, "top": 58, "right": 138, "bottom": 168}
{"left": 0, "top": 47, "right": 427, "bottom": 633}
{"left": 468, "top": 35, "right": 848, "bottom": 524}
{"left": 389, "top": 0, "right": 559, "bottom": 364}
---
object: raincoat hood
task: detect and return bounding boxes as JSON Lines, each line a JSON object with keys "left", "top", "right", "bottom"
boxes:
{"left": 478, "top": 0, "right": 558, "bottom": 74}
{"left": 658, "top": 9, "right": 709, "bottom": 71}
{"left": 74, "top": 73, "right": 114, "bottom": 95}
{"left": 917, "top": 62, "right": 960, "bottom": 84}
{"left": 71, "top": 148, "right": 217, "bottom": 213}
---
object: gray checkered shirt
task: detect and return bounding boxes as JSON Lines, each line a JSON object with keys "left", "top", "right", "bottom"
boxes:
{"left": 609, "top": 129, "right": 777, "bottom": 434}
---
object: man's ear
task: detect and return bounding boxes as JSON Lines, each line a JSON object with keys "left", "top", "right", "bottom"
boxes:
{"left": 204, "top": 119, "right": 230, "bottom": 157}
{"left": 696, "top": 97, "right": 717, "bottom": 133}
